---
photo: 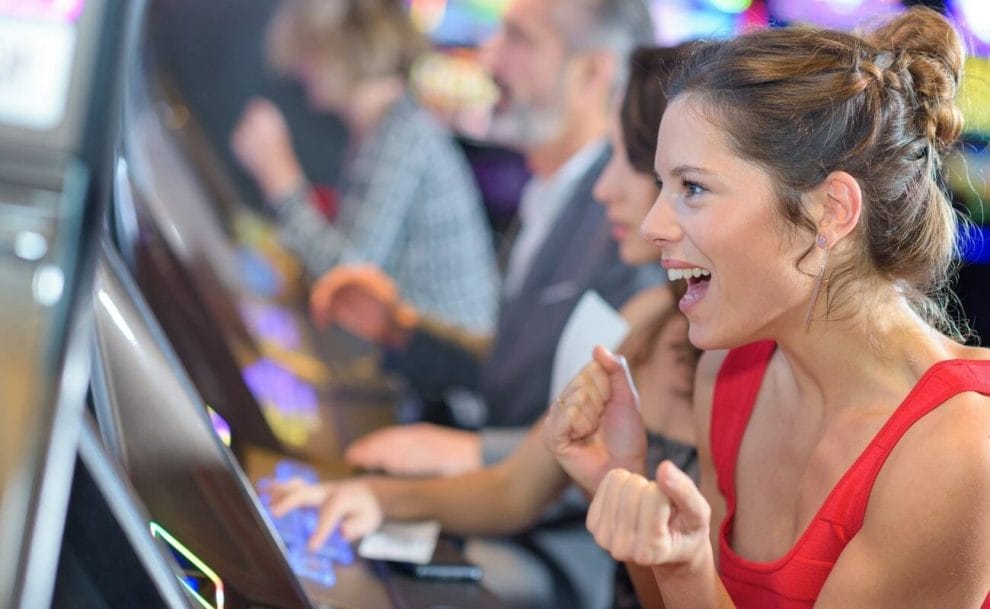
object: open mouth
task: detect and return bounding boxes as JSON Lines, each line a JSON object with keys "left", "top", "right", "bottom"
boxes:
{"left": 666, "top": 267, "right": 710, "bottom": 282}
{"left": 667, "top": 267, "right": 711, "bottom": 309}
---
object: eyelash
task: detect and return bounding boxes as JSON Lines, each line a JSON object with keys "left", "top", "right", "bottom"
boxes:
{"left": 683, "top": 180, "right": 705, "bottom": 197}
{"left": 654, "top": 177, "right": 706, "bottom": 198}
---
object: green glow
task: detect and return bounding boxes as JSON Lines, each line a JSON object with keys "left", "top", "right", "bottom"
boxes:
{"left": 709, "top": 0, "right": 751, "bottom": 14}
{"left": 150, "top": 522, "right": 225, "bottom": 609}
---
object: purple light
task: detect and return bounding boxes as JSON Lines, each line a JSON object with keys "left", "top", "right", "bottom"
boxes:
{"left": 242, "top": 358, "right": 319, "bottom": 417}
{"left": 766, "top": 0, "right": 902, "bottom": 30}
{"left": 947, "top": 0, "right": 990, "bottom": 56}
{"left": 238, "top": 301, "right": 301, "bottom": 350}
{"left": 651, "top": 0, "right": 767, "bottom": 46}
{"left": 0, "top": 0, "right": 85, "bottom": 22}
{"left": 207, "top": 407, "right": 232, "bottom": 447}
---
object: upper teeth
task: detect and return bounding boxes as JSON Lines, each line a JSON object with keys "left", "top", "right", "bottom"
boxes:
{"left": 667, "top": 267, "right": 710, "bottom": 281}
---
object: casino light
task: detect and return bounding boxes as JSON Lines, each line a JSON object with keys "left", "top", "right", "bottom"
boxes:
{"left": 207, "top": 407, "right": 232, "bottom": 447}
{"left": 960, "top": 224, "right": 990, "bottom": 265}
{"left": 33, "top": 264, "right": 64, "bottom": 306}
{"left": 766, "top": 0, "right": 900, "bottom": 30}
{"left": 0, "top": 0, "right": 85, "bottom": 21}
{"left": 708, "top": 0, "right": 752, "bottom": 14}
{"left": 409, "top": 0, "right": 447, "bottom": 34}
{"left": 949, "top": 0, "right": 990, "bottom": 49}
{"left": 150, "top": 522, "right": 225, "bottom": 609}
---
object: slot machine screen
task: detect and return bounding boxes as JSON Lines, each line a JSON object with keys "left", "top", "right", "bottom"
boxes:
{"left": 0, "top": 0, "right": 109, "bottom": 153}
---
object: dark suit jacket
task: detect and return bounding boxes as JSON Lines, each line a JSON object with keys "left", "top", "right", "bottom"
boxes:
{"left": 388, "top": 147, "right": 662, "bottom": 437}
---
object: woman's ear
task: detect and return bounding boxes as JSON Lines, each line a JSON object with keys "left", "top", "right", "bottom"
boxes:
{"left": 815, "top": 171, "right": 863, "bottom": 247}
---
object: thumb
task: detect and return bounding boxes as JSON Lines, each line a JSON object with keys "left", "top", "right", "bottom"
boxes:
{"left": 592, "top": 345, "right": 639, "bottom": 411}
{"left": 656, "top": 461, "right": 710, "bottom": 531}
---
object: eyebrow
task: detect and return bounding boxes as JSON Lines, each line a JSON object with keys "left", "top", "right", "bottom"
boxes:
{"left": 671, "top": 165, "right": 715, "bottom": 177}
{"left": 653, "top": 165, "right": 716, "bottom": 183}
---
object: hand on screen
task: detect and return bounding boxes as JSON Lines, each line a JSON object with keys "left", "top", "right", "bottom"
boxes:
{"left": 543, "top": 345, "right": 647, "bottom": 494}
{"left": 309, "top": 264, "right": 416, "bottom": 347}
{"left": 345, "top": 423, "right": 481, "bottom": 476}
{"left": 268, "top": 477, "right": 383, "bottom": 546}
{"left": 586, "top": 462, "right": 711, "bottom": 568}
{"left": 230, "top": 97, "right": 304, "bottom": 201}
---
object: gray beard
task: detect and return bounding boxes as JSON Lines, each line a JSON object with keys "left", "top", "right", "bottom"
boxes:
{"left": 486, "top": 102, "right": 566, "bottom": 151}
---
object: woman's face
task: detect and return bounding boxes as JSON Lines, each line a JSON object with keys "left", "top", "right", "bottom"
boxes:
{"left": 643, "top": 97, "right": 814, "bottom": 349}
{"left": 593, "top": 115, "right": 662, "bottom": 267}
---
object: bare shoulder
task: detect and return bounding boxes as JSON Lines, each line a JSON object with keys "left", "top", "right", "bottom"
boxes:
{"left": 819, "top": 387, "right": 990, "bottom": 607}
{"left": 888, "top": 388, "right": 990, "bottom": 489}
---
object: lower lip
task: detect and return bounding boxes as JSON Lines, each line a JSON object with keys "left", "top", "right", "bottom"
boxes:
{"left": 679, "top": 278, "right": 710, "bottom": 314}
{"left": 610, "top": 224, "right": 628, "bottom": 240}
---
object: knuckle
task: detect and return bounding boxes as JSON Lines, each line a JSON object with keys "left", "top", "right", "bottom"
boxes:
{"left": 633, "top": 546, "right": 653, "bottom": 565}
{"left": 697, "top": 500, "right": 712, "bottom": 522}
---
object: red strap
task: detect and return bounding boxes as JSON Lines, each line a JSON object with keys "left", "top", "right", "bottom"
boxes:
{"left": 710, "top": 341, "right": 776, "bottom": 504}
{"left": 839, "top": 359, "right": 990, "bottom": 533}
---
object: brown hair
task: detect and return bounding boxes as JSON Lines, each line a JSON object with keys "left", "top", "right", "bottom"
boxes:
{"left": 667, "top": 7, "right": 968, "bottom": 338}
{"left": 621, "top": 46, "right": 684, "bottom": 173}
{"left": 267, "top": 0, "right": 429, "bottom": 83}
{"left": 618, "top": 45, "right": 702, "bottom": 372}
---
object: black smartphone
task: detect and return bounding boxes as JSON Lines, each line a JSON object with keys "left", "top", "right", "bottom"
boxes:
{"left": 392, "top": 539, "right": 483, "bottom": 582}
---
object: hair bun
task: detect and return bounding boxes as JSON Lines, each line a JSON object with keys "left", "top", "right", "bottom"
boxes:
{"left": 865, "top": 7, "right": 965, "bottom": 150}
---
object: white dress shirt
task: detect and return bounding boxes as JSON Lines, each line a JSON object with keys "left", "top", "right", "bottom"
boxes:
{"left": 502, "top": 139, "right": 607, "bottom": 297}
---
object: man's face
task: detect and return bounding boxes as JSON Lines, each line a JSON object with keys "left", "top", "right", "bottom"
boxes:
{"left": 480, "top": 0, "right": 574, "bottom": 150}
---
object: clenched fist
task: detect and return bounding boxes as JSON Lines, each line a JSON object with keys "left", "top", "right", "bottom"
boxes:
{"left": 586, "top": 462, "right": 711, "bottom": 568}
{"left": 543, "top": 345, "right": 647, "bottom": 494}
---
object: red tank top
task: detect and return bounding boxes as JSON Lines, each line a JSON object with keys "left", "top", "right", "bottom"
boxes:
{"left": 711, "top": 341, "right": 990, "bottom": 608}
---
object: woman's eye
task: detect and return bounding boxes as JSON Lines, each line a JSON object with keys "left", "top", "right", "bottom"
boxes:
{"left": 683, "top": 180, "right": 705, "bottom": 197}
{"left": 654, "top": 175, "right": 663, "bottom": 190}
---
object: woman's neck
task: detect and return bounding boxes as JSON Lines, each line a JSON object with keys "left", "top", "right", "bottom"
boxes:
{"left": 773, "top": 289, "right": 956, "bottom": 418}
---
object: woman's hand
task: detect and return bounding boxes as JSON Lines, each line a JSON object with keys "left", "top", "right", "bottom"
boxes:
{"left": 587, "top": 461, "right": 712, "bottom": 569}
{"left": 543, "top": 345, "right": 647, "bottom": 494}
{"left": 268, "top": 477, "right": 384, "bottom": 547}
{"left": 309, "top": 264, "right": 417, "bottom": 346}
{"left": 230, "top": 97, "right": 304, "bottom": 201}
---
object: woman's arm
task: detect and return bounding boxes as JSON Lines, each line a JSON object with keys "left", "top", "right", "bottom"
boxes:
{"left": 369, "top": 420, "right": 569, "bottom": 536}
{"left": 270, "top": 419, "right": 572, "bottom": 545}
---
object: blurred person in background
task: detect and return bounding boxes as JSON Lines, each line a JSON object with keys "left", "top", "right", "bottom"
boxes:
{"left": 270, "top": 46, "right": 696, "bottom": 609}
{"left": 230, "top": 0, "right": 499, "bottom": 334}
{"left": 304, "top": 1, "right": 659, "bottom": 608}
{"left": 311, "top": 0, "right": 660, "bottom": 478}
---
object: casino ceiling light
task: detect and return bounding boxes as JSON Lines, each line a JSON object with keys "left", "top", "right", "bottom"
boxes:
{"left": 949, "top": 0, "right": 990, "bottom": 49}
{"left": 708, "top": 0, "right": 752, "bottom": 14}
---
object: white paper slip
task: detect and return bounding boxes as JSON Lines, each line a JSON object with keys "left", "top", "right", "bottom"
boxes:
{"left": 358, "top": 519, "right": 441, "bottom": 565}
{"left": 550, "top": 290, "right": 630, "bottom": 404}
